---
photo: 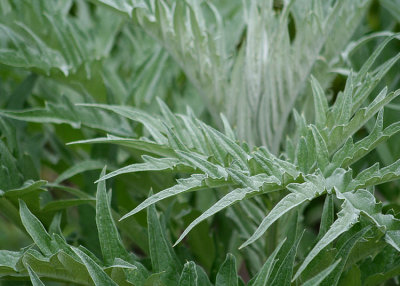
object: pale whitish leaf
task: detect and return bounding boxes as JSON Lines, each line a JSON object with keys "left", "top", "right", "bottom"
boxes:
{"left": 22, "top": 249, "right": 91, "bottom": 286}
{"left": 174, "top": 177, "right": 278, "bottom": 245}
{"left": 302, "top": 131, "right": 318, "bottom": 174}
{"left": 0, "top": 99, "right": 133, "bottom": 137}
{"left": 332, "top": 74, "right": 353, "bottom": 126}
{"left": 96, "top": 0, "right": 227, "bottom": 119}
{"left": 96, "top": 157, "right": 182, "bottom": 183}
{"left": 199, "top": 122, "right": 249, "bottom": 170}
{"left": 96, "top": 167, "right": 129, "bottom": 265}
{"left": 239, "top": 198, "right": 268, "bottom": 225}
{"left": 311, "top": 75, "right": 328, "bottom": 128}
{"left": 148, "top": 203, "right": 181, "bottom": 284}
{"left": 179, "top": 109, "right": 208, "bottom": 154}
{"left": 347, "top": 164, "right": 379, "bottom": 191}
{"left": 293, "top": 110, "right": 308, "bottom": 139}
{"left": 0, "top": 105, "right": 81, "bottom": 126}
{"left": 0, "top": 140, "right": 22, "bottom": 190}
{"left": 171, "top": 0, "right": 186, "bottom": 54}
{"left": 0, "top": 0, "right": 121, "bottom": 76}
{"left": 310, "top": 125, "right": 329, "bottom": 173}
{"left": 251, "top": 151, "right": 283, "bottom": 178}
{"left": 301, "top": 260, "right": 340, "bottom": 286}
{"left": 257, "top": 147, "right": 300, "bottom": 180}
{"left": 109, "top": 257, "right": 148, "bottom": 285}
{"left": 77, "top": 245, "right": 103, "bottom": 266}
{"left": 341, "top": 32, "right": 394, "bottom": 69}
{"left": 106, "top": 263, "right": 137, "bottom": 286}
{"left": 156, "top": 0, "right": 173, "bottom": 42}
{"left": 4, "top": 180, "right": 47, "bottom": 198}
{"left": 131, "top": 49, "right": 170, "bottom": 105}
{"left": 93, "top": 0, "right": 145, "bottom": 16}
{"left": 296, "top": 136, "right": 312, "bottom": 173}
{"left": 176, "top": 151, "right": 228, "bottom": 179}
{"left": 53, "top": 234, "right": 78, "bottom": 259}
{"left": 244, "top": 0, "right": 268, "bottom": 111}
{"left": 175, "top": 187, "right": 256, "bottom": 246}
{"left": 320, "top": 227, "right": 370, "bottom": 286}
{"left": 54, "top": 160, "right": 106, "bottom": 184}
{"left": 199, "top": 122, "right": 227, "bottom": 164}
{"left": 215, "top": 254, "right": 237, "bottom": 286}
{"left": 104, "top": 258, "right": 137, "bottom": 271}
{"left": 286, "top": 136, "right": 296, "bottom": 163}
{"left": 0, "top": 250, "right": 21, "bottom": 271}
{"left": 72, "top": 247, "right": 118, "bottom": 286}
{"left": 329, "top": 109, "right": 399, "bottom": 170}
{"left": 163, "top": 123, "right": 191, "bottom": 152}
{"left": 68, "top": 136, "right": 175, "bottom": 157}
{"left": 327, "top": 88, "right": 400, "bottom": 153}
{"left": 268, "top": 211, "right": 299, "bottom": 282}
{"left": 351, "top": 47, "right": 400, "bottom": 111}
{"left": 0, "top": 24, "right": 68, "bottom": 75}
{"left": 269, "top": 231, "right": 304, "bottom": 286}
{"left": 349, "top": 158, "right": 400, "bottom": 191}
{"left": 48, "top": 213, "right": 62, "bottom": 237}
{"left": 179, "top": 261, "right": 198, "bottom": 286}
{"left": 77, "top": 103, "right": 167, "bottom": 144}
{"left": 293, "top": 201, "right": 359, "bottom": 280}
{"left": 248, "top": 238, "right": 286, "bottom": 286}
{"left": 349, "top": 51, "right": 400, "bottom": 116}
{"left": 26, "top": 264, "right": 45, "bottom": 286}
{"left": 226, "top": 169, "right": 267, "bottom": 189}
{"left": 328, "top": 138, "right": 354, "bottom": 175}
{"left": 317, "top": 194, "right": 334, "bottom": 240}
{"left": 240, "top": 180, "right": 322, "bottom": 249}
{"left": 353, "top": 35, "right": 399, "bottom": 95}
{"left": 248, "top": 1, "right": 370, "bottom": 151}
{"left": 220, "top": 113, "right": 236, "bottom": 141}
{"left": 19, "top": 200, "right": 56, "bottom": 256}
{"left": 157, "top": 98, "right": 187, "bottom": 145}
{"left": 120, "top": 174, "right": 210, "bottom": 220}
{"left": 343, "top": 118, "right": 400, "bottom": 168}
{"left": 341, "top": 190, "right": 400, "bottom": 251}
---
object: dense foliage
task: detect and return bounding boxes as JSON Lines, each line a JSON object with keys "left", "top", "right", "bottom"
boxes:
{"left": 1, "top": 0, "right": 400, "bottom": 285}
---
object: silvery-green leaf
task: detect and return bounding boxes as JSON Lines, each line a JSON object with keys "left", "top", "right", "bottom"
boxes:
{"left": 215, "top": 254, "right": 237, "bottom": 286}
{"left": 96, "top": 167, "right": 129, "bottom": 265}
{"left": 72, "top": 247, "right": 118, "bottom": 286}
